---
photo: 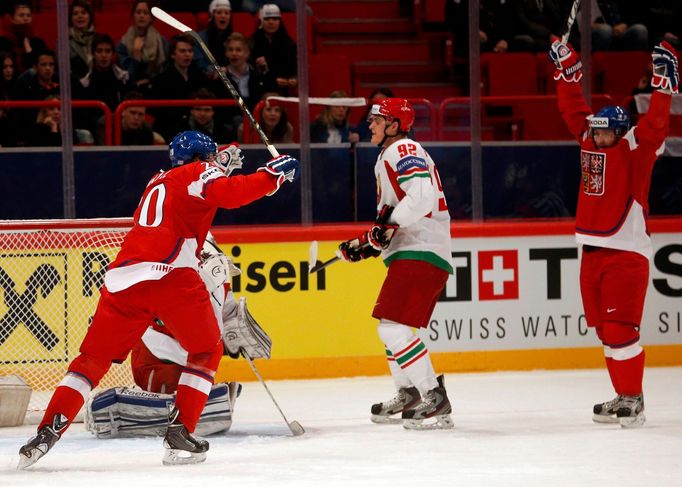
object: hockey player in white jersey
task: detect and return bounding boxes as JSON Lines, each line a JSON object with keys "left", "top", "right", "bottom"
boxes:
{"left": 337, "top": 98, "right": 454, "bottom": 430}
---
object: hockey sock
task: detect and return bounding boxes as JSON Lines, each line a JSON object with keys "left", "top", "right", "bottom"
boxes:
{"left": 612, "top": 348, "right": 645, "bottom": 396}
{"left": 175, "top": 368, "right": 215, "bottom": 432}
{"left": 40, "top": 372, "right": 93, "bottom": 432}
{"left": 378, "top": 320, "right": 437, "bottom": 395}
{"left": 604, "top": 356, "right": 621, "bottom": 393}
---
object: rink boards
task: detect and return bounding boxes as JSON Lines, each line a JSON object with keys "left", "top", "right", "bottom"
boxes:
{"left": 212, "top": 218, "right": 682, "bottom": 382}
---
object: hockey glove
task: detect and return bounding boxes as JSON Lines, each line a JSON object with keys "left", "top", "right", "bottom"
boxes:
{"left": 257, "top": 155, "right": 300, "bottom": 196}
{"left": 367, "top": 204, "right": 398, "bottom": 250}
{"left": 549, "top": 41, "right": 583, "bottom": 83}
{"left": 651, "top": 41, "right": 679, "bottom": 94}
{"left": 216, "top": 144, "right": 244, "bottom": 176}
{"left": 337, "top": 235, "right": 382, "bottom": 263}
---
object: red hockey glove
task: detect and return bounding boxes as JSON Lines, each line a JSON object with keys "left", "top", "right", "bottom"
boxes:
{"left": 367, "top": 205, "right": 398, "bottom": 250}
{"left": 652, "top": 41, "right": 679, "bottom": 94}
{"left": 549, "top": 41, "right": 583, "bottom": 83}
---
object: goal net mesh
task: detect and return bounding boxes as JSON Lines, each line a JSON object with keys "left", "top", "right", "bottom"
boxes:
{"left": 0, "top": 219, "right": 135, "bottom": 420}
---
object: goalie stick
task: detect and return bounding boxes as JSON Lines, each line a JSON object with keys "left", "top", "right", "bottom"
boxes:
{"left": 242, "top": 349, "right": 305, "bottom": 436}
{"left": 561, "top": 0, "right": 581, "bottom": 44}
{"left": 151, "top": 6, "right": 279, "bottom": 158}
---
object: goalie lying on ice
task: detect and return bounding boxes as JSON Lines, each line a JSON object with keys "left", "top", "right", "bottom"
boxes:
{"left": 85, "top": 236, "right": 273, "bottom": 438}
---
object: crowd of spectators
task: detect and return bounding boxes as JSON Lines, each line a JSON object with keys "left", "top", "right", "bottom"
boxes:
{"left": 0, "top": 1, "right": 678, "bottom": 148}
{"left": 445, "top": 1, "right": 682, "bottom": 55}
{"left": 0, "top": 0, "right": 298, "bottom": 147}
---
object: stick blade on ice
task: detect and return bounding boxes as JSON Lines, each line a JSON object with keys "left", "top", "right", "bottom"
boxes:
{"left": 151, "top": 7, "right": 193, "bottom": 32}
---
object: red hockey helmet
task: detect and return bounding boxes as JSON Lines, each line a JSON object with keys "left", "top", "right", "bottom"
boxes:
{"left": 369, "top": 98, "right": 415, "bottom": 132}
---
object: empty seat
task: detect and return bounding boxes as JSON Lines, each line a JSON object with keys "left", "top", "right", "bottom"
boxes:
{"left": 483, "top": 53, "right": 538, "bottom": 96}
{"left": 593, "top": 51, "right": 650, "bottom": 102}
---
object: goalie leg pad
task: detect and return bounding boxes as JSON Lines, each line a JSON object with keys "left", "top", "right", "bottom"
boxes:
{"left": 85, "top": 383, "right": 235, "bottom": 438}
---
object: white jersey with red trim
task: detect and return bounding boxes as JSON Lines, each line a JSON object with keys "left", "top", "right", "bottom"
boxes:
{"left": 375, "top": 138, "right": 453, "bottom": 273}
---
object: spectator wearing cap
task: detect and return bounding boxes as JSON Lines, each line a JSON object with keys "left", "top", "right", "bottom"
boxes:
{"left": 248, "top": 3, "right": 297, "bottom": 96}
{"left": 195, "top": 0, "right": 233, "bottom": 75}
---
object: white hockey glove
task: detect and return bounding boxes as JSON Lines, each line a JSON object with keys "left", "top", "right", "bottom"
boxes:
{"left": 222, "top": 297, "right": 272, "bottom": 360}
{"left": 651, "top": 41, "right": 679, "bottom": 94}
{"left": 198, "top": 253, "right": 232, "bottom": 293}
{"left": 216, "top": 144, "right": 244, "bottom": 176}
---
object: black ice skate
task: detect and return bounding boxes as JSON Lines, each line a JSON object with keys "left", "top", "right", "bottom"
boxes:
{"left": 371, "top": 386, "right": 421, "bottom": 424}
{"left": 616, "top": 394, "right": 645, "bottom": 428}
{"left": 402, "top": 375, "right": 454, "bottom": 430}
{"left": 162, "top": 408, "right": 209, "bottom": 466}
{"left": 592, "top": 395, "right": 625, "bottom": 423}
{"left": 17, "top": 413, "right": 68, "bottom": 470}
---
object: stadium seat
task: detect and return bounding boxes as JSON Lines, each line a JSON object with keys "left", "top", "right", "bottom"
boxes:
{"left": 153, "top": 12, "right": 196, "bottom": 41}
{"left": 96, "top": 11, "right": 133, "bottom": 45}
{"left": 309, "top": 53, "right": 351, "bottom": 97}
{"left": 593, "top": 51, "right": 650, "bottom": 103}
{"left": 483, "top": 53, "right": 539, "bottom": 96}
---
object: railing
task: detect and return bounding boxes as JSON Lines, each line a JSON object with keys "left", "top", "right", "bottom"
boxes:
{"left": 438, "top": 95, "right": 616, "bottom": 141}
{"left": 243, "top": 97, "right": 438, "bottom": 143}
{"left": 112, "top": 99, "right": 239, "bottom": 145}
{"left": 0, "top": 100, "right": 112, "bottom": 145}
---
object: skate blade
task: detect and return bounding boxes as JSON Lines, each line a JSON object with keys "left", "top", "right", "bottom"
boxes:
{"left": 370, "top": 414, "right": 403, "bottom": 425}
{"left": 592, "top": 414, "right": 619, "bottom": 424}
{"left": 162, "top": 448, "right": 207, "bottom": 466}
{"left": 17, "top": 447, "right": 47, "bottom": 470}
{"left": 619, "top": 413, "right": 646, "bottom": 429}
{"left": 402, "top": 414, "right": 454, "bottom": 430}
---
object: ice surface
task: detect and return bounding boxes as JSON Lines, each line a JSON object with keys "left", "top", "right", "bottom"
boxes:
{"left": 2, "top": 367, "right": 681, "bottom": 487}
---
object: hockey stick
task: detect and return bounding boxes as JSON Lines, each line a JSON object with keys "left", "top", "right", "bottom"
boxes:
{"left": 308, "top": 239, "right": 342, "bottom": 274}
{"left": 241, "top": 349, "right": 305, "bottom": 436}
{"left": 151, "top": 7, "right": 279, "bottom": 158}
{"left": 561, "top": 0, "right": 581, "bottom": 44}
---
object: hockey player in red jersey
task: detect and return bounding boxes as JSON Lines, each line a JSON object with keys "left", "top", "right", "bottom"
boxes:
{"left": 337, "top": 98, "right": 454, "bottom": 430}
{"left": 550, "top": 40, "right": 678, "bottom": 427}
{"left": 18, "top": 131, "right": 299, "bottom": 468}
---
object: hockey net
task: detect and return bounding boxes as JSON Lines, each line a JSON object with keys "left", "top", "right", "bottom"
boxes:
{"left": 0, "top": 219, "right": 135, "bottom": 422}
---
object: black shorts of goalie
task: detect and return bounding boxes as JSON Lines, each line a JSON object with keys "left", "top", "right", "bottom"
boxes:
{"left": 85, "top": 382, "right": 241, "bottom": 438}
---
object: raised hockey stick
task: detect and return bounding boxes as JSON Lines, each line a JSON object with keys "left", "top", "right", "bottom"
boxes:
{"left": 241, "top": 349, "right": 305, "bottom": 436}
{"left": 561, "top": 0, "right": 582, "bottom": 44}
{"left": 151, "top": 6, "right": 279, "bottom": 158}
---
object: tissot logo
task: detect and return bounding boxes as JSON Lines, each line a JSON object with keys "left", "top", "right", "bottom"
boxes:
{"left": 478, "top": 250, "right": 518, "bottom": 300}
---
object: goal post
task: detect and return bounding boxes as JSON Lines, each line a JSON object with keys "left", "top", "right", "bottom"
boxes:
{"left": 0, "top": 218, "right": 135, "bottom": 422}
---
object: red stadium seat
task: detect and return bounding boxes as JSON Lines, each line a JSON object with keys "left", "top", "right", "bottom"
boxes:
{"left": 309, "top": 53, "right": 351, "bottom": 97}
{"left": 195, "top": 12, "right": 258, "bottom": 37}
{"left": 593, "top": 51, "right": 650, "bottom": 102}
{"left": 483, "top": 53, "right": 539, "bottom": 96}
{"left": 153, "top": 12, "right": 196, "bottom": 41}
{"left": 96, "top": 11, "right": 133, "bottom": 45}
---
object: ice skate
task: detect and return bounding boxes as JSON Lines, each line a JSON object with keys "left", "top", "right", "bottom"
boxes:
{"left": 616, "top": 394, "right": 645, "bottom": 428}
{"left": 402, "top": 375, "right": 454, "bottom": 430}
{"left": 162, "top": 408, "right": 209, "bottom": 466}
{"left": 18, "top": 413, "right": 68, "bottom": 469}
{"left": 592, "top": 395, "right": 624, "bottom": 424}
{"left": 371, "top": 386, "right": 421, "bottom": 424}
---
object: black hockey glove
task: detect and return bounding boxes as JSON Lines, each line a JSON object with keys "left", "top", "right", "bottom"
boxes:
{"left": 367, "top": 205, "right": 398, "bottom": 250}
{"left": 338, "top": 236, "right": 381, "bottom": 262}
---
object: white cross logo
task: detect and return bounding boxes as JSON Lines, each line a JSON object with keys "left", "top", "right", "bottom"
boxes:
{"left": 482, "top": 255, "right": 515, "bottom": 296}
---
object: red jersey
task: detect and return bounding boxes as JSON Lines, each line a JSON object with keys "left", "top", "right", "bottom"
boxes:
{"left": 557, "top": 81, "right": 671, "bottom": 258}
{"left": 104, "top": 161, "right": 276, "bottom": 292}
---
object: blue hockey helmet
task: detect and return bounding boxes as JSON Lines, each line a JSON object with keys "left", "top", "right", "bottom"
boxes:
{"left": 169, "top": 131, "right": 218, "bottom": 167}
{"left": 589, "top": 106, "right": 630, "bottom": 137}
